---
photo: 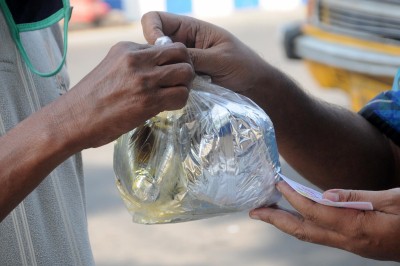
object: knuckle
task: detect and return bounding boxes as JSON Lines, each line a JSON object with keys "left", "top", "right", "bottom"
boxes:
{"left": 170, "top": 42, "right": 190, "bottom": 59}
{"left": 174, "top": 100, "right": 187, "bottom": 110}
{"left": 189, "top": 51, "right": 198, "bottom": 65}
{"left": 303, "top": 212, "right": 319, "bottom": 224}
{"left": 339, "top": 190, "right": 359, "bottom": 202}
{"left": 134, "top": 73, "right": 154, "bottom": 92}
{"left": 163, "top": 87, "right": 189, "bottom": 111}
{"left": 179, "top": 63, "right": 195, "bottom": 82}
{"left": 140, "top": 12, "right": 151, "bottom": 24}
{"left": 292, "top": 226, "right": 311, "bottom": 242}
{"left": 140, "top": 94, "right": 154, "bottom": 107}
{"left": 178, "top": 89, "right": 190, "bottom": 106}
{"left": 260, "top": 214, "right": 273, "bottom": 224}
{"left": 126, "top": 51, "right": 145, "bottom": 66}
{"left": 171, "top": 42, "right": 187, "bottom": 50}
{"left": 110, "top": 41, "right": 131, "bottom": 54}
{"left": 142, "top": 11, "right": 157, "bottom": 20}
{"left": 135, "top": 94, "right": 158, "bottom": 112}
{"left": 118, "top": 46, "right": 150, "bottom": 67}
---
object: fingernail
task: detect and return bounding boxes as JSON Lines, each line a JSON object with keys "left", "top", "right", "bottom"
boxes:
{"left": 249, "top": 211, "right": 260, "bottom": 220}
{"left": 324, "top": 191, "right": 339, "bottom": 202}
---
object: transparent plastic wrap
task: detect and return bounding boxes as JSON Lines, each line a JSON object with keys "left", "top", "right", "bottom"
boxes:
{"left": 113, "top": 74, "right": 282, "bottom": 224}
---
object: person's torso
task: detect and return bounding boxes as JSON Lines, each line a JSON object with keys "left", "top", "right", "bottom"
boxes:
{"left": 0, "top": 6, "right": 94, "bottom": 266}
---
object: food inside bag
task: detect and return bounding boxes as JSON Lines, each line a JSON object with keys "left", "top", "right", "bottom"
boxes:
{"left": 114, "top": 36, "right": 280, "bottom": 224}
{"left": 113, "top": 74, "right": 282, "bottom": 224}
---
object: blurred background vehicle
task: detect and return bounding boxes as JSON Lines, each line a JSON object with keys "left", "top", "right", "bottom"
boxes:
{"left": 284, "top": 0, "right": 400, "bottom": 110}
{"left": 70, "top": 0, "right": 111, "bottom": 26}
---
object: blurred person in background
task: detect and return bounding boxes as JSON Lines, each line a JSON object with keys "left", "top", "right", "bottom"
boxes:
{"left": 141, "top": 11, "right": 400, "bottom": 262}
{"left": 0, "top": 1, "right": 193, "bottom": 265}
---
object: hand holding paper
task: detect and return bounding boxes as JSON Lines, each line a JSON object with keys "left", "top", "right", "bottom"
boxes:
{"left": 279, "top": 174, "right": 373, "bottom": 210}
{"left": 249, "top": 179, "right": 400, "bottom": 261}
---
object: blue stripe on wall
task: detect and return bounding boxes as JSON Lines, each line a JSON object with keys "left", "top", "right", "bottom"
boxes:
{"left": 234, "top": 0, "right": 259, "bottom": 9}
{"left": 166, "top": 0, "right": 192, "bottom": 14}
{"left": 104, "top": 0, "right": 122, "bottom": 9}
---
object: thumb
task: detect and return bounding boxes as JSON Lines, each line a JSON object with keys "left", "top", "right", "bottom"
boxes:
{"left": 141, "top": 12, "right": 166, "bottom": 44}
{"left": 324, "top": 188, "right": 400, "bottom": 214}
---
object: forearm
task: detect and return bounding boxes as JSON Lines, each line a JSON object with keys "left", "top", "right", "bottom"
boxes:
{"left": 245, "top": 67, "right": 399, "bottom": 190}
{"left": 0, "top": 98, "right": 81, "bottom": 221}
{"left": 140, "top": 11, "right": 398, "bottom": 189}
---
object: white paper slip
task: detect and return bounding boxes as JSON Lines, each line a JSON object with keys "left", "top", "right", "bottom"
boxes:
{"left": 279, "top": 174, "right": 373, "bottom": 211}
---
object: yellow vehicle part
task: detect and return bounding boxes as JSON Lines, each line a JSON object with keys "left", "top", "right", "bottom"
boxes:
{"left": 302, "top": 25, "right": 400, "bottom": 56}
{"left": 305, "top": 61, "right": 392, "bottom": 111}
{"left": 301, "top": 25, "right": 399, "bottom": 111}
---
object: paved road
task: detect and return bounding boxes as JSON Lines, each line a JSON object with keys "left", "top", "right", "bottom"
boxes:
{"left": 68, "top": 8, "right": 398, "bottom": 266}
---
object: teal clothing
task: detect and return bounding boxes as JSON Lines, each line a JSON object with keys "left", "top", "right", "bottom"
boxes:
{"left": 359, "top": 70, "right": 400, "bottom": 146}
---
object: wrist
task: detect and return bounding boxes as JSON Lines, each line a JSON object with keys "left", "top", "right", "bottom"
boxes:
{"left": 0, "top": 98, "right": 83, "bottom": 219}
{"left": 43, "top": 94, "right": 89, "bottom": 155}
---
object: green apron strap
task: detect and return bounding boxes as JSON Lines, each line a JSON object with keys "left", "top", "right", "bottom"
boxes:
{"left": 0, "top": 0, "right": 71, "bottom": 77}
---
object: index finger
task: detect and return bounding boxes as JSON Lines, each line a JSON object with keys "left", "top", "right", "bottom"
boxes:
{"left": 277, "top": 181, "right": 360, "bottom": 230}
{"left": 249, "top": 206, "right": 345, "bottom": 248}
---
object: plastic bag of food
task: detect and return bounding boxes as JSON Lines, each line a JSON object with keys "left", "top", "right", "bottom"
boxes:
{"left": 113, "top": 75, "right": 281, "bottom": 224}
{"left": 113, "top": 38, "right": 281, "bottom": 224}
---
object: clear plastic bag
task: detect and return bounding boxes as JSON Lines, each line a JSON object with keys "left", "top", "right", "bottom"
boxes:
{"left": 113, "top": 74, "right": 282, "bottom": 224}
